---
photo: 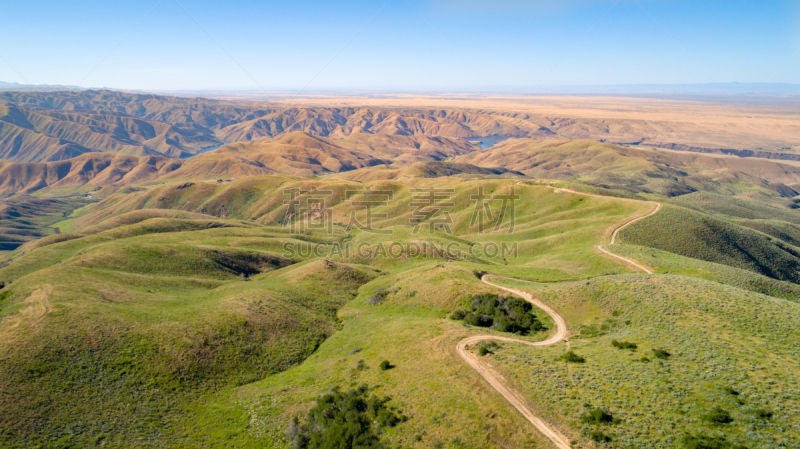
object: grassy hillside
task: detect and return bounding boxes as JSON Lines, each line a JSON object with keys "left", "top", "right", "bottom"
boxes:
{"left": 608, "top": 243, "right": 800, "bottom": 302}
{"left": 488, "top": 274, "right": 800, "bottom": 448}
{"left": 0, "top": 216, "right": 378, "bottom": 447}
{"left": 455, "top": 138, "right": 800, "bottom": 198}
{"left": 0, "top": 182, "right": 648, "bottom": 447}
{"left": 0, "top": 195, "right": 93, "bottom": 251}
{"left": 619, "top": 204, "right": 800, "bottom": 284}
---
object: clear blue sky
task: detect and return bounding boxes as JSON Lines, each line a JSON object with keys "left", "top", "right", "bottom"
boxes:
{"left": 1, "top": 0, "right": 798, "bottom": 91}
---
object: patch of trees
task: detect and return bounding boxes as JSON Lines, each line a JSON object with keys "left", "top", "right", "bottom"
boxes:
{"left": 450, "top": 293, "right": 546, "bottom": 335}
{"left": 286, "top": 384, "right": 407, "bottom": 448}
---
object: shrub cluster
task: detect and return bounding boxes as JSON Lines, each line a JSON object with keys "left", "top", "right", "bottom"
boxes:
{"left": 561, "top": 350, "right": 585, "bottom": 363}
{"left": 450, "top": 293, "right": 546, "bottom": 335}
{"left": 378, "top": 360, "right": 394, "bottom": 371}
{"left": 652, "top": 348, "right": 671, "bottom": 359}
{"left": 286, "top": 384, "right": 407, "bottom": 448}
{"left": 477, "top": 341, "right": 500, "bottom": 356}
{"left": 611, "top": 340, "right": 637, "bottom": 350}
{"left": 703, "top": 406, "right": 733, "bottom": 425}
{"left": 580, "top": 408, "right": 618, "bottom": 425}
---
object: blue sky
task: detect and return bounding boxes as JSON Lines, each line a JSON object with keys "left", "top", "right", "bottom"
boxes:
{"left": 1, "top": 0, "right": 798, "bottom": 91}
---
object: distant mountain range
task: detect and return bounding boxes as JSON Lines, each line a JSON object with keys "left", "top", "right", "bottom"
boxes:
{"left": 0, "top": 81, "right": 84, "bottom": 92}
{"left": 1, "top": 87, "right": 799, "bottom": 167}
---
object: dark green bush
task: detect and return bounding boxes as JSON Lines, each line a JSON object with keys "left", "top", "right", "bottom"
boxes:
{"left": 753, "top": 408, "right": 773, "bottom": 419}
{"left": 286, "top": 384, "right": 407, "bottom": 448}
{"left": 721, "top": 386, "right": 739, "bottom": 396}
{"left": 450, "top": 293, "right": 546, "bottom": 335}
{"left": 704, "top": 407, "right": 733, "bottom": 424}
{"left": 588, "top": 430, "right": 613, "bottom": 442}
{"left": 652, "top": 348, "right": 671, "bottom": 359}
{"left": 580, "top": 408, "right": 616, "bottom": 425}
{"left": 477, "top": 341, "right": 499, "bottom": 356}
{"left": 561, "top": 351, "right": 585, "bottom": 363}
{"left": 378, "top": 360, "right": 394, "bottom": 371}
{"left": 449, "top": 309, "right": 467, "bottom": 320}
{"left": 611, "top": 340, "right": 637, "bottom": 350}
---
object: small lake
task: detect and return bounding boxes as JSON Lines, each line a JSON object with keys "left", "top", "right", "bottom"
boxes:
{"left": 467, "top": 135, "right": 519, "bottom": 149}
{"left": 179, "top": 145, "right": 224, "bottom": 159}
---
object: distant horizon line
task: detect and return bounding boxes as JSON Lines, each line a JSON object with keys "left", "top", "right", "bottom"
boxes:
{"left": 3, "top": 80, "right": 800, "bottom": 96}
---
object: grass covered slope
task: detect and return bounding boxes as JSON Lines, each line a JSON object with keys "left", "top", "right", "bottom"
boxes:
{"left": 455, "top": 138, "right": 800, "bottom": 198}
{"left": 0, "top": 194, "right": 93, "bottom": 251}
{"left": 488, "top": 274, "right": 800, "bottom": 448}
{"left": 0, "top": 180, "right": 649, "bottom": 447}
{"left": 619, "top": 204, "right": 800, "bottom": 284}
{"left": 180, "top": 263, "right": 560, "bottom": 448}
{"left": 0, "top": 216, "right": 377, "bottom": 447}
{"left": 607, "top": 244, "right": 800, "bottom": 302}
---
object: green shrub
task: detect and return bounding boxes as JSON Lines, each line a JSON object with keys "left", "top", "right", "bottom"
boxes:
{"left": 587, "top": 430, "right": 613, "bottom": 442}
{"left": 477, "top": 341, "right": 499, "bottom": 356}
{"left": 286, "top": 384, "right": 407, "bottom": 448}
{"left": 704, "top": 407, "right": 733, "bottom": 424}
{"left": 611, "top": 340, "right": 637, "bottom": 350}
{"left": 652, "top": 348, "right": 671, "bottom": 359}
{"left": 753, "top": 408, "right": 773, "bottom": 419}
{"left": 449, "top": 309, "right": 467, "bottom": 320}
{"left": 368, "top": 287, "right": 389, "bottom": 305}
{"left": 451, "top": 293, "right": 546, "bottom": 335}
{"left": 561, "top": 351, "right": 585, "bottom": 363}
{"left": 379, "top": 360, "right": 394, "bottom": 371}
{"left": 581, "top": 408, "right": 616, "bottom": 425}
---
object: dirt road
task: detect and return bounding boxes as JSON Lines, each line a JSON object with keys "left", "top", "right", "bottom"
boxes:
{"left": 455, "top": 189, "right": 662, "bottom": 448}
{"left": 456, "top": 275, "right": 572, "bottom": 449}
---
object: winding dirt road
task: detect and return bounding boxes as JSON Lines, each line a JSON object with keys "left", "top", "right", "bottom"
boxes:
{"left": 596, "top": 202, "right": 661, "bottom": 274}
{"left": 456, "top": 189, "right": 662, "bottom": 448}
{"left": 457, "top": 275, "right": 572, "bottom": 449}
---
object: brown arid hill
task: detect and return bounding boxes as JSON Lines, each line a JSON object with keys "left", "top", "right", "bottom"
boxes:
{"left": 167, "top": 131, "right": 478, "bottom": 178}
{"left": 455, "top": 138, "right": 800, "bottom": 197}
{"left": 0, "top": 131, "right": 479, "bottom": 195}
{"left": 0, "top": 90, "right": 273, "bottom": 162}
{"left": 215, "top": 107, "right": 556, "bottom": 142}
{"left": 0, "top": 153, "right": 182, "bottom": 196}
